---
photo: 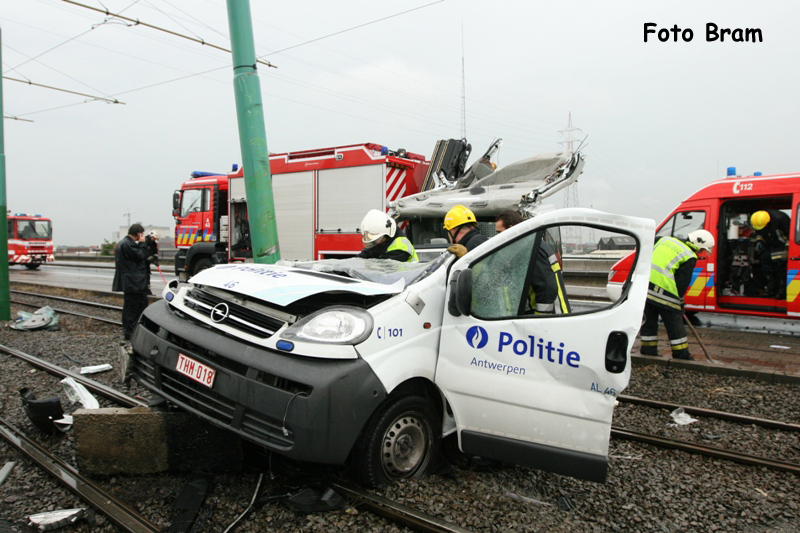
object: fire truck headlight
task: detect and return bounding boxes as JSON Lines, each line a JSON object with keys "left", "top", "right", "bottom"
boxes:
{"left": 282, "top": 306, "right": 373, "bottom": 345}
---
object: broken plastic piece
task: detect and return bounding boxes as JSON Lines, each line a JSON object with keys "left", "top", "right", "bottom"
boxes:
{"left": 169, "top": 471, "right": 212, "bottom": 533}
{"left": 10, "top": 306, "right": 59, "bottom": 331}
{"left": 283, "top": 486, "right": 346, "bottom": 513}
{"left": 53, "top": 415, "right": 74, "bottom": 431}
{"left": 0, "top": 462, "right": 16, "bottom": 487}
{"left": 60, "top": 377, "right": 100, "bottom": 409}
{"left": 19, "top": 388, "right": 66, "bottom": 434}
{"left": 557, "top": 496, "right": 573, "bottom": 511}
{"left": 27, "top": 508, "right": 85, "bottom": 530}
{"left": 79, "top": 364, "right": 113, "bottom": 375}
{"left": 669, "top": 407, "right": 698, "bottom": 426}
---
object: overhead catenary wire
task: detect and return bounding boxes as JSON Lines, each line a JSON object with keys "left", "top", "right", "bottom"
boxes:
{"left": 60, "top": 0, "right": 277, "bottom": 68}
{"left": 3, "top": 76, "right": 124, "bottom": 104}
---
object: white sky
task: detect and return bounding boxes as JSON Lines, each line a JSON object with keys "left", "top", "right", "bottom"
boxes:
{"left": 3, "top": 0, "right": 798, "bottom": 246}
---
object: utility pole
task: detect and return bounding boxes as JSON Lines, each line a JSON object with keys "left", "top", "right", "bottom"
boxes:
{"left": 226, "top": 0, "right": 280, "bottom": 264}
{"left": 1, "top": 27, "right": 10, "bottom": 321}
{"left": 559, "top": 112, "right": 582, "bottom": 250}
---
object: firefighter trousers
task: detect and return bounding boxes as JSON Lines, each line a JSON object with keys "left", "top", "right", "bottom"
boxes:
{"left": 639, "top": 302, "right": 690, "bottom": 358}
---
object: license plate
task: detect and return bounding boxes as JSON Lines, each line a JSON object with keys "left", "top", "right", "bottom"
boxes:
{"left": 175, "top": 353, "right": 216, "bottom": 388}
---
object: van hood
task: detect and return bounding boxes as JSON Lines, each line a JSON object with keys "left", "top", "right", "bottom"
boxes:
{"left": 189, "top": 262, "right": 407, "bottom": 307}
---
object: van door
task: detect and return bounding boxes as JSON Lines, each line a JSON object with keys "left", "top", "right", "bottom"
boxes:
{"left": 435, "top": 209, "right": 654, "bottom": 482}
{"left": 788, "top": 195, "right": 800, "bottom": 317}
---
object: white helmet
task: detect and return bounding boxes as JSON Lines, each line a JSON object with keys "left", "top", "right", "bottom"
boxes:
{"left": 360, "top": 209, "right": 396, "bottom": 247}
{"left": 148, "top": 230, "right": 160, "bottom": 240}
{"left": 688, "top": 229, "right": 714, "bottom": 252}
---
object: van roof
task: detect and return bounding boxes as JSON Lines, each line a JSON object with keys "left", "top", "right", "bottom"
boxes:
{"left": 683, "top": 172, "right": 800, "bottom": 202}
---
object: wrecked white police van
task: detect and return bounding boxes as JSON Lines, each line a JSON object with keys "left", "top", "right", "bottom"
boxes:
{"left": 129, "top": 160, "right": 654, "bottom": 488}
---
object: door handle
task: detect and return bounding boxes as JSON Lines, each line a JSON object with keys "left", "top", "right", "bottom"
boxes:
{"left": 605, "top": 332, "right": 628, "bottom": 374}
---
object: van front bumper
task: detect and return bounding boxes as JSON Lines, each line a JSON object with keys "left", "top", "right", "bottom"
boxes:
{"left": 130, "top": 300, "right": 387, "bottom": 464}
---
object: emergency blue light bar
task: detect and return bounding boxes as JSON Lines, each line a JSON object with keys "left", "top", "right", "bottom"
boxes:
{"left": 727, "top": 167, "right": 736, "bottom": 176}
{"left": 754, "top": 172, "right": 762, "bottom": 176}
{"left": 190, "top": 171, "right": 224, "bottom": 178}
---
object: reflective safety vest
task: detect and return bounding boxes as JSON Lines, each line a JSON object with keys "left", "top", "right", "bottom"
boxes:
{"left": 648, "top": 237, "right": 697, "bottom": 310}
{"left": 387, "top": 236, "right": 419, "bottom": 262}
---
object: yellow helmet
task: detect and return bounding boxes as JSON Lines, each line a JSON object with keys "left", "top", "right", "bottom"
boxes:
{"left": 750, "top": 210, "right": 770, "bottom": 231}
{"left": 443, "top": 205, "right": 477, "bottom": 230}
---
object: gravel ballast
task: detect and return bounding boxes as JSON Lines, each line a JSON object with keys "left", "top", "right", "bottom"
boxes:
{"left": 1, "top": 289, "right": 799, "bottom": 532}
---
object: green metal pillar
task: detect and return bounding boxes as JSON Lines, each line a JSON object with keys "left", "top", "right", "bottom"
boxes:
{"left": 226, "top": 0, "right": 280, "bottom": 264}
{"left": 0, "top": 27, "right": 10, "bottom": 321}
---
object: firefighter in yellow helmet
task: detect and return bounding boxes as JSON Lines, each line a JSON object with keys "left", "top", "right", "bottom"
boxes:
{"left": 358, "top": 209, "right": 418, "bottom": 262}
{"left": 640, "top": 229, "right": 715, "bottom": 360}
{"left": 444, "top": 205, "right": 488, "bottom": 258}
{"left": 750, "top": 209, "right": 790, "bottom": 298}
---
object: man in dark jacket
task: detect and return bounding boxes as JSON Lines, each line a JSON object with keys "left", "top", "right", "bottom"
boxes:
{"left": 112, "top": 223, "right": 149, "bottom": 340}
{"left": 444, "top": 205, "right": 488, "bottom": 258}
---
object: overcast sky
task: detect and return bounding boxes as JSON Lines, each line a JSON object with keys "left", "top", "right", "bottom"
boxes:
{"left": 3, "top": 0, "right": 798, "bottom": 246}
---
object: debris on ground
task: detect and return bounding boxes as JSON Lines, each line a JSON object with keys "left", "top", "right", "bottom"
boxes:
{"left": 9, "top": 307, "right": 59, "bottom": 331}
{"left": 27, "top": 508, "right": 86, "bottom": 530}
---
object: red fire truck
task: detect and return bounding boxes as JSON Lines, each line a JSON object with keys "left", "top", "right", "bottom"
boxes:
{"left": 607, "top": 168, "right": 800, "bottom": 319}
{"left": 6, "top": 213, "right": 54, "bottom": 269}
{"left": 173, "top": 143, "right": 429, "bottom": 280}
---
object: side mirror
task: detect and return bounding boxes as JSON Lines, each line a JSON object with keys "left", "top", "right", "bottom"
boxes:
{"left": 173, "top": 191, "right": 181, "bottom": 211}
{"left": 447, "top": 269, "right": 473, "bottom": 317}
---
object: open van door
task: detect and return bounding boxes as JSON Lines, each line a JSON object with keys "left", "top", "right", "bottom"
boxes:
{"left": 435, "top": 208, "right": 654, "bottom": 482}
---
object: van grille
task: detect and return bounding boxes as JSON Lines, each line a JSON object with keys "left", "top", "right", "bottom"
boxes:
{"left": 183, "top": 288, "right": 285, "bottom": 339}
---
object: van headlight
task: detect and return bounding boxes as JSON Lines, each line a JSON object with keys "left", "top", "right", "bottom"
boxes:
{"left": 282, "top": 306, "right": 373, "bottom": 345}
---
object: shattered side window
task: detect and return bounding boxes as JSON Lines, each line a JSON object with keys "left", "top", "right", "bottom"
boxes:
{"left": 470, "top": 233, "right": 535, "bottom": 318}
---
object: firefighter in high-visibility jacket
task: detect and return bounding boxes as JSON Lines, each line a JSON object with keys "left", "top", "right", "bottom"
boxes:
{"left": 358, "top": 209, "right": 419, "bottom": 262}
{"left": 640, "top": 229, "right": 715, "bottom": 360}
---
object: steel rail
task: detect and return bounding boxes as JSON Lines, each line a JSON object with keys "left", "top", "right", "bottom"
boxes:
{"left": 10, "top": 299, "right": 122, "bottom": 326}
{"left": 0, "top": 343, "right": 146, "bottom": 408}
{"left": 0, "top": 417, "right": 161, "bottom": 533}
{"left": 618, "top": 395, "right": 800, "bottom": 432}
{"left": 10, "top": 289, "right": 123, "bottom": 311}
{"left": 611, "top": 427, "right": 800, "bottom": 475}
{"left": 331, "top": 482, "right": 473, "bottom": 533}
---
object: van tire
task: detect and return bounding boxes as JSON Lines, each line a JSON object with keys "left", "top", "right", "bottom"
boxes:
{"left": 355, "top": 395, "right": 439, "bottom": 488}
{"left": 192, "top": 258, "right": 213, "bottom": 276}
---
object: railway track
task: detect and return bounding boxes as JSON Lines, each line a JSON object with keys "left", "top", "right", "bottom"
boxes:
{"left": 0, "top": 344, "right": 478, "bottom": 532}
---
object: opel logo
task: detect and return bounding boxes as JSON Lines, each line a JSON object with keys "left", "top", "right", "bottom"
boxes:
{"left": 210, "top": 303, "right": 230, "bottom": 323}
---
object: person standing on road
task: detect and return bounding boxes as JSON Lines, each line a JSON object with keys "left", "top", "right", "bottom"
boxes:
{"left": 640, "top": 229, "right": 715, "bottom": 360}
{"left": 144, "top": 230, "right": 160, "bottom": 294}
{"left": 112, "top": 223, "right": 150, "bottom": 341}
{"left": 444, "top": 205, "right": 488, "bottom": 258}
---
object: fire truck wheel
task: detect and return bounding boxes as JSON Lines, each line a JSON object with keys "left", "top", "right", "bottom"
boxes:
{"left": 354, "top": 395, "right": 439, "bottom": 487}
{"left": 193, "top": 258, "right": 213, "bottom": 276}
{"left": 24, "top": 264, "right": 40, "bottom": 270}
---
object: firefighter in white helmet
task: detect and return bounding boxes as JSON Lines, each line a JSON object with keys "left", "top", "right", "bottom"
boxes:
{"left": 640, "top": 229, "right": 715, "bottom": 360}
{"left": 358, "top": 210, "right": 418, "bottom": 262}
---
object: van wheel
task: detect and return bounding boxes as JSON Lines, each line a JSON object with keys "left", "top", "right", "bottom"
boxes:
{"left": 192, "top": 258, "right": 213, "bottom": 276}
{"left": 24, "top": 264, "right": 40, "bottom": 270}
{"left": 355, "top": 395, "right": 438, "bottom": 487}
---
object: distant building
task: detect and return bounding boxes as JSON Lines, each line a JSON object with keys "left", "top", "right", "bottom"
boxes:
{"left": 596, "top": 235, "right": 636, "bottom": 251}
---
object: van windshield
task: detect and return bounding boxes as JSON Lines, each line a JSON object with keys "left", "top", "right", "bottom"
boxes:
{"left": 281, "top": 254, "right": 452, "bottom": 286}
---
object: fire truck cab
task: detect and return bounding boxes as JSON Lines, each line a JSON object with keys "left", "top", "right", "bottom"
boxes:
{"left": 607, "top": 169, "right": 800, "bottom": 319}
{"left": 172, "top": 143, "right": 428, "bottom": 280}
{"left": 6, "top": 213, "right": 54, "bottom": 269}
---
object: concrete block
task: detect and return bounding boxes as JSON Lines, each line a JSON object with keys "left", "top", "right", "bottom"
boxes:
{"left": 74, "top": 407, "right": 242, "bottom": 475}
